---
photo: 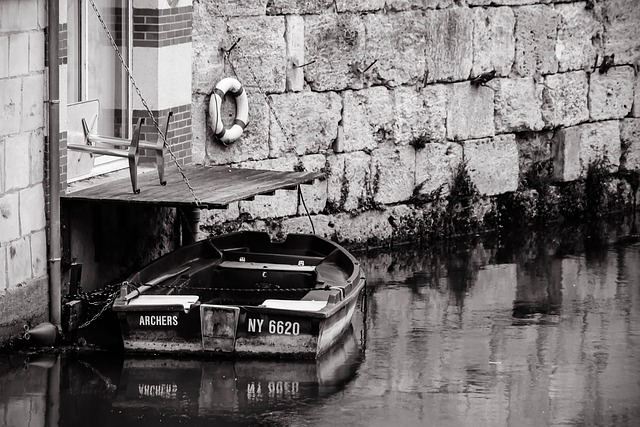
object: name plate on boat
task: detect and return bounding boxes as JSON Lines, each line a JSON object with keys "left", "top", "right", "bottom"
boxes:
{"left": 134, "top": 314, "right": 180, "bottom": 328}
{"left": 136, "top": 314, "right": 178, "bottom": 327}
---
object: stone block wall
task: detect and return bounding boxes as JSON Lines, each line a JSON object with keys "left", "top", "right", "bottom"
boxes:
{"left": 192, "top": 0, "right": 640, "bottom": 245}
{"left": 0, "top": 0, "right": 49, "bottom": 341}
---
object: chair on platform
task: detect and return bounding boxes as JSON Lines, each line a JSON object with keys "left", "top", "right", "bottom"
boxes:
{"left": 67, "top": 99, "right": 172, "bottom": 193}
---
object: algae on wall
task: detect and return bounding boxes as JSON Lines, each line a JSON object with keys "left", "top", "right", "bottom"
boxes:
{"left": 193, "top": 0, "right": 640, "bottom": 247}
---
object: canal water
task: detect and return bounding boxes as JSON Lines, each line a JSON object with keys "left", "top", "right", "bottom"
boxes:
{"left": 1, "top": 222, "right": 639, "bottom": 427}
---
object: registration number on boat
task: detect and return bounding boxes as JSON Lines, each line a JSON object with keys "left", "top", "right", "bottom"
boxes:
{"left": 247, "top": 318, "right": 300, "bottom": 335}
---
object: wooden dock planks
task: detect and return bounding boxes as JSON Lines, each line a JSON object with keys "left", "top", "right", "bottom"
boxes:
{"left": 62, "top": 165, "right": 324, "bottom": 209}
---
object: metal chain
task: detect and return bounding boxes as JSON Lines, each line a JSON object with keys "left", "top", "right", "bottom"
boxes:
{"left": 77, "top": 290, "right": 119, "bottom": 329}
{"left": 74, "top": 279, "right": 316, "bottom": 330}
{"left": 125, "top": 281, "right": 317, "bottom": 293}
{"left": 77, "top": 4, "right": 322, "bottom": 329}
{"left": 87, "top": 0, "right": 202, "bottom": 206}
{"left": 79, "top": 360, "right": 117, "bottom": 392}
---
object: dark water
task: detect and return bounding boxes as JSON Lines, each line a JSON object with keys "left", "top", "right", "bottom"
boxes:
{"left": 1, "top": 226, "right": 640, "bottom": 427}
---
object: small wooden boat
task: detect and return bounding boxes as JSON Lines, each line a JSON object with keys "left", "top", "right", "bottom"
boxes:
{"left": 112, "top": 231, "right": 365, "bottom": 358}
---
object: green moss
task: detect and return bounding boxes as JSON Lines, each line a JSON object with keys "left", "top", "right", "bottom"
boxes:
{"left": 585, "top": 156, "right": 611, "bottom": 220}
{"left": 410, "top": 133, "right": 432, "bottom": 150}
{"left": 265, "top": 218, "right": 286, "bottom": 241}
{"left": 337, "top": 16, "right": 358, "bottom": 46}
{"left": 356, "top": 195, "right": 383, "bottom": 214}
{"left": 447, "top": 159, "right": 482, "bottom": 236}
{"left": 409, "top": 159, "right": 483, "bottom": 240}
{"left": 324, "top": 200, "right": 342, "bottom": 215}
{"left": 557, "top": 181, "right": 586, "bottom": 221}
{"left": 293, "top": 160, "right": 305, "bottom": 172}
{"left": 323, "top": 161, "right": 349, "bottom": 215}
{"left": 496, "top": 190, "right": 538, "bottom": 227}
{"left": 497, "top": 158, "right": 556, "bottom": 226}
{"left": 201, "top": 212, "right": 252, "bottom": 236}
{"left": 321, "top": 159, "right": 332, "bottom": 176}
{"left": 620, "top": 170, "right": 640, "bottom": 207}
{"left": 522, "top": 158, "right": 553, "bottom": 193}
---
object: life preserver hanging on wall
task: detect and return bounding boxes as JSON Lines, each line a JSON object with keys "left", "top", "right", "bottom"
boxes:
{"left": 209, "top": 77, "right": 249, "bottom": 145}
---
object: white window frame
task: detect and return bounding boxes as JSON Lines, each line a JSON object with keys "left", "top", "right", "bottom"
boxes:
{"left": 67, "top": 0, "right": 133, "bottom": 183}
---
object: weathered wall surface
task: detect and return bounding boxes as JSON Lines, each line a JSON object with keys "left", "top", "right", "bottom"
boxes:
{"left": 0, "top": 0, "right": 49, "bottom": 342}
{"left": 191, "top": 0, "right": 640, "bottom": 246}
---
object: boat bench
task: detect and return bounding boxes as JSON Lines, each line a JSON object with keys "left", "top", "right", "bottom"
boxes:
{"left": 221, "top": 250, "right": 324, "bottom": 267}
{"left": 260, "top": 299, "right": 327, "bottom": 312}
{"left": 258, "top": 289, "right": 342, "bottom": 312}
{"left": 67, "top": 105, "right": 173, "bottom": 193}
{"left": 215, "top": 260, "right": 318, "bottom": 289}
{"left": 301, "top": 289, "right": 342, "bottom": 304}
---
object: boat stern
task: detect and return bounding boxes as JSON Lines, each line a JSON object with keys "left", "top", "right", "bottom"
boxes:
{"left": 113, "top": 294, "right": 203, "bottom": 354}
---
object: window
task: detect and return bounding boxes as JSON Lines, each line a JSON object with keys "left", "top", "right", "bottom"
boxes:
{"left": 67, "top": 0, "right": 132, "bottom": 181}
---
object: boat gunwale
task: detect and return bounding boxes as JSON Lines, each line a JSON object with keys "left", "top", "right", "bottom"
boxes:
{"left": 113, "top": 272, "right": 365, "bottom": 319}
{"left": 115, "top": 232, "right": 363, "bottom": 311}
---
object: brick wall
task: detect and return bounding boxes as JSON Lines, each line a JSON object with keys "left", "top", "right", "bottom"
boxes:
{"left": 131, "top": 1, "right": 193, "bottom": 167}
{"left": 133, "top": 5, "right": 193, "bottom": 48}
{"left": 133, "top": 104, "right": 192, "bottom": 166}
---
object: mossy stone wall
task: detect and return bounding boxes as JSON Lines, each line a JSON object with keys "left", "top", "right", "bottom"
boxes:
{"left": 192, "top": 0, "right": 640, "bottom": 246}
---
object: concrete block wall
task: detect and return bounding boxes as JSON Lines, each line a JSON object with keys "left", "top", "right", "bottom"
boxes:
{"left": 192, "top": 0, "right": 640, "bottom": 244}
{"left": 0, "top": 0, "right": 49, "bottom": 340}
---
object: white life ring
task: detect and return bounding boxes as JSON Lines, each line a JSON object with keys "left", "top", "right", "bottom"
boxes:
{"left": 209, "top": 77, "right": 249, "bottom": 145}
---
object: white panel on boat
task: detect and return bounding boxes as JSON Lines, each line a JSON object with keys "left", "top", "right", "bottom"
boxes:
{"left": 129, "top": 295, "right": 199, "bottom": 312}
{"left": 219, "top": 261, "right": 316, "bottom": 272}
{"left": 261, "top": 299, "right": 327, "bottom": 312}
{"left": 201, "top": 304, "right": 240, "bottom": 353}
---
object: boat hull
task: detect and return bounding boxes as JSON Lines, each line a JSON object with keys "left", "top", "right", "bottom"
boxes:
{"left": 112, "top": 231, "right": 366, "bottom": 358}
{"left": 116, "top": 281, "right": 363, "bottom": 357}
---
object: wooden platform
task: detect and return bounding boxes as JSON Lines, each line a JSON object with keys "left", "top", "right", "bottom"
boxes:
{"left": 62, "top": 165, "right": 323, "bottom": 209}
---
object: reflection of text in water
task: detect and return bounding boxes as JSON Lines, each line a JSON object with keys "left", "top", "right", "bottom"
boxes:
{"left": 246, "top": 381, "right": 300, "bottom": 402}
{"left": 138, "top": 383, "right": 178, "bottom": 399}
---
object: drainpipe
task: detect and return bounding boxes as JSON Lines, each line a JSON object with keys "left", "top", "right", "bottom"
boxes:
{"left": 47, "top": 0, "right": 62, "bottom": 328}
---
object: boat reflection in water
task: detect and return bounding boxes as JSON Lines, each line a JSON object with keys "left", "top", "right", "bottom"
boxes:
{"left": 0, "top": 323, "right": 362, "bottom": 426}
{"left": 112, "top": 324, "right": 362, "bottom": 416}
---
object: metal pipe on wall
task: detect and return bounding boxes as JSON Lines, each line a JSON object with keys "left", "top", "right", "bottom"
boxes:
{"left": 47, "top": 0, "right": 62, "bottom": 328}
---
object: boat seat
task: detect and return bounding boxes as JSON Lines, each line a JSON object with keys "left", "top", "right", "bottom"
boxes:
{"left": 222, "top": 250, "right": 324, "bottom": 266}
{"left": 218, "top": 260, "right": 316, "bottom": 272}
{"left": 128, "top": 295, "right": 199, "bottom": 312}
{"left": 216, "top": 260, "right": 317, "bottom": 290}
{"left": 301, "top": 289, "right": 342, "bottom": 304}
{"left": 260, "top": 299, "right": 327, "bottom": 312}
